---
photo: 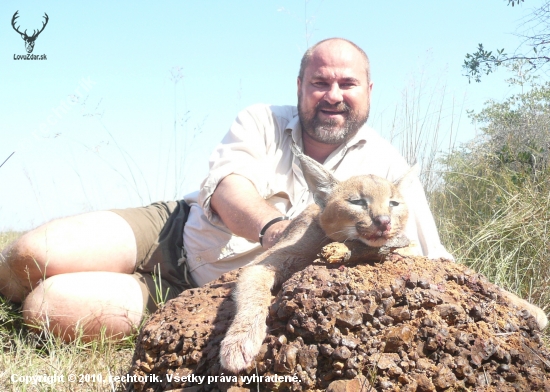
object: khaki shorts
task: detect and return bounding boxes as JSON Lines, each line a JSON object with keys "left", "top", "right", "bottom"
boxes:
{"left": 111, "top": 200, "right": 196, "bottom": 314}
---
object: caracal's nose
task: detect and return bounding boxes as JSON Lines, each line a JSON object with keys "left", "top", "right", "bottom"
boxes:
{"left": 374, "top": 215, "right": 391, "bottom": 230}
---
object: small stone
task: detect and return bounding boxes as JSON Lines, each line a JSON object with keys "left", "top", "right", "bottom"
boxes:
{"left": 388, "top": 306, "right": 411, "bottom": 322}
{"left": 406, "top": 273, "right": 419, "bottom": 288}
{"left": 374, "top": 353, "right": 401, "bottom": 371}
{"left": 320, "top": 344, "right": 334, "bottom": 357}
{"left": 391, "top": 279, "right": 406, "bottom": 297}
{"left": 422, "top": 317, "right": 435, "bottom": 327}
{"left": 412, "top": 373, "right": 436, "bottom": 392}
{"left": 437, "top": 303, "right": 465, "bottom": 321}
{"left": 297, "top": 345, "right": 318, "bottom": 371}
{"left": 469, "top": 305, "right": 483, "bottom": 321}
{"left": 326, "top": 376, "right": 370, "bottom": 392}
{"left": 333, "top": 361, "right": 345, "bottom": 370}
{"left": 383, "top": 325, "right": 414, "bottom": 352}
{"left": 381, "top": 287, "right": 393, "bottom": 298}
{"left": 274, "top": 344, "right": 299, "bottom": 373}
{"left": 379, "top": 315, "right": 395, "bottom": 326}
{"left": 418, "top": 277, "right": 430, "bottom": 289}
{"left": 426, "top": 337, "right": 438, "bottom": 351}
{"left": 336, "top": 309, "right": 363, "bottom": 328}
{"left": 345, "top": 357, "right": 360, "bottom": 370}
{"left": 332, "top": 346, "right": 352, "bottom": 360}
{"left": 498, "top": 364, "right": 510, "bottom": 372}
{"left": 455, "top": 357, "right": 474, "bottom": 378}
{"left": 381, "top": 296, "right": 396, "bottom": 311}
{"left": 341, "top": 337, "right": 358, "bottom": 349}
{"left": 433, "top": 365, "right": 457, "bottom": 389}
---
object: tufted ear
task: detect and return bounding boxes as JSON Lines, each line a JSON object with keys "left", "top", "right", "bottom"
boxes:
{"left": 394, "top": 164, "right": 419, "bottom": 192}
{"left": 292, "top": 145, "right": 339, "bottom": 209}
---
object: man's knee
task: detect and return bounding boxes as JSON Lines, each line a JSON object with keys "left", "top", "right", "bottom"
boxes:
{"left": 22, "top": 278, "right": 49, "bottom": 324}
{"left": 0, "top": 231, "right": 48, "bottom": 302}
{"left": 2, "top": 229, "right": 51, "bottom": 286}
{"left": 22, "top": 276, "right": 81, "bottom": 341}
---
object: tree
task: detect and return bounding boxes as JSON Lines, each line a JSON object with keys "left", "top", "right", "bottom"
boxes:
{"left": 464, "top": 0, "right": 550, "bottom": 82}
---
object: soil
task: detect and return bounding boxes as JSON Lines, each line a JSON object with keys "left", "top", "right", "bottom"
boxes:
{"left": 127, "top": 243, "right": 550, "bottom": 392}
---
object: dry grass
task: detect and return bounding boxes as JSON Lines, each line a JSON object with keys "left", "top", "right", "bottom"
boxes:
{"left": 430, "top": 163, "right": 550, "bottom": 319}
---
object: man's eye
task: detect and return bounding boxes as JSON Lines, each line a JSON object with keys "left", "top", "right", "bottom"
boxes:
{"left": 349, "top": 199, "right": 367, "bottom": 206}
{"left": 340, "top": 83, "right": 356, "bottom": 89}
{"left": 389, "top": 201, "right": 400, "bottom": 207}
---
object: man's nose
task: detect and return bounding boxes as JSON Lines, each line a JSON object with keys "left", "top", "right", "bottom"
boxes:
{"left": 324, "top": 83, "right": 343, "bottom": 105}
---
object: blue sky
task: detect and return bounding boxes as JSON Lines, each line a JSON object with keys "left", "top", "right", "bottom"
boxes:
{"left": 0, "top": 0, "right": 543, "bottom": 230}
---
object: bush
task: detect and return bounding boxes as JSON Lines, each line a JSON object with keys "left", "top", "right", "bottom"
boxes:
{"left": 432, "top": 83, "right": 550, "bottom": 314}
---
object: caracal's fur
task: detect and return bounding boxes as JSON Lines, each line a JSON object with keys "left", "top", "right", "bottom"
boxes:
{"left": 219, "top": 149, "right": 548, "bottom": 373}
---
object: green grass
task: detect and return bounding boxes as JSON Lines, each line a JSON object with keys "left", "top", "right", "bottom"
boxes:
{"left": 0, "top": 233, "right": 136, "bottom": 392}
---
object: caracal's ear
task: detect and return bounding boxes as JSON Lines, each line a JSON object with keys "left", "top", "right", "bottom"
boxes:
{"left": 292, "top": 144, "right": 339, "bottom": 209}
{"left": 394, "top": 164, "right": 419, "bottom": 192}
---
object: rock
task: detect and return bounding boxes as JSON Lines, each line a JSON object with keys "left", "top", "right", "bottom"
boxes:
{"left": 432, "top": 365, "right": 457, "bottom": 389}
{"left": 326, "top": 376, "right": 370, "bottom": 392}
{"left": 383, "top": 325, "right": 414, "bottom": 352}
{"left": 127, "top": 245, "right": 550, "bottom": 392}
{"left": 412, "top": 373, "right": 436, "bottom": 392}
{"left": 332, "top": 346, "right": 352, "bottom": 361}
{"left": 336, "top": 309, "right": 363, "bottom": 328}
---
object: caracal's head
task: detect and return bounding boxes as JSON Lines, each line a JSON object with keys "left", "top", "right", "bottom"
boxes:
{"left": 294, "top": 146, "right": 416, "bottom": 247}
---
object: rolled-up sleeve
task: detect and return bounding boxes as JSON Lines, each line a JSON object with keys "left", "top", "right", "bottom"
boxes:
{"left": 199, "top": 104, "right": 277, "bottom": 226}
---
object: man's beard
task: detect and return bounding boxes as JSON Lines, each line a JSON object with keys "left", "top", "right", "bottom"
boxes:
{"left": 298, "top": 99, "right": 369, "bottom": 145}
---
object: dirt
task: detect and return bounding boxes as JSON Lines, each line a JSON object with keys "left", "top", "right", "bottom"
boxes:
{"left": 127, "top": 244, "right": 550, "bottom": 392}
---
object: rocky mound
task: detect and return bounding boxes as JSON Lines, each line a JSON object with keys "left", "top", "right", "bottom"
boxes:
{"left": 127, "top": 246, "right": 550, "bottom": 392}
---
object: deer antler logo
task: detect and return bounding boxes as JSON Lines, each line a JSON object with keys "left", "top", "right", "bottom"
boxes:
{"left": 11, "top": 11, "right": 49, "bottom": 54}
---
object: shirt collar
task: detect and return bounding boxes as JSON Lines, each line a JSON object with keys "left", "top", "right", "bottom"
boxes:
{"left": 286, "top": 114, "right": 303, "bottom": 148}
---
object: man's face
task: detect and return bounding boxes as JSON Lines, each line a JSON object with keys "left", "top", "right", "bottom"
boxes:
{"left": 297, "top": 42, "right": 373, "bottom": 145}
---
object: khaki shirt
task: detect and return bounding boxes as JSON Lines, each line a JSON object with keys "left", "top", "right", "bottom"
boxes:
{"left": 183, "top": 104, "right": 453, "bottom": 286}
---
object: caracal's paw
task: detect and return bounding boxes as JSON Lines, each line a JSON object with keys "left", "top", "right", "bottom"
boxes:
{"left": 523, "top": 301, "right": 548, "bottom": 330}
{"left": 219, "top": 322, "right": 267, "bottom": 373}
{"left": 500, "top": 289, "right": 548, "bottom": 330}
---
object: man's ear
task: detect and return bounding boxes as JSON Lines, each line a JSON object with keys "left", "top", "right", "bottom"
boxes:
{"left": 394, "top": 164, "right": 419, "bottom": 192}
{"left": 292, "top": 144, "right": 339, "bottom": 208}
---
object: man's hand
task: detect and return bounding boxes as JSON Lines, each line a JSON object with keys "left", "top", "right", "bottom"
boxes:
{"left": 260, "top": 219, "right": 291, "bottom": 249}
{"left": 210, "top": 174, "right": 289, "bottom": 249}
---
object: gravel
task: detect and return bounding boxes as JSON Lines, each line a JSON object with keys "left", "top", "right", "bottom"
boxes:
{"left": 128, "top": 248, "right": 550, "bottom": 392}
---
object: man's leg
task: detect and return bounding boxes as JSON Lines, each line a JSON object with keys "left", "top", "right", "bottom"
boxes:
{"left": 0, "top": 211, "right": 137, "bottom": 302}
{"left": 22, "top": 271, "right": 144, "bottom": 342}
{"left": 0, "top": 211, "right": 143, "bottom": 340}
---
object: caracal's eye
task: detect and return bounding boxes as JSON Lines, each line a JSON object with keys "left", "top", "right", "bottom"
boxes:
{"left": 349, "top": 199, "right": 367, "bottom": 207}
{"left": 389, "top": 200, "right": 400, "bottom": 207}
